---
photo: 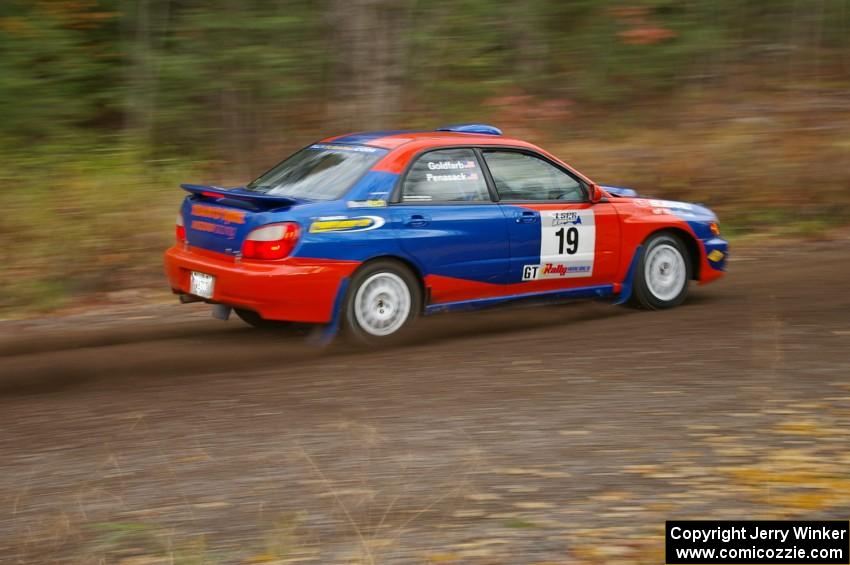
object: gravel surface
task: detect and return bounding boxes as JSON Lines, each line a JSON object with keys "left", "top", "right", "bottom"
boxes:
{"left": 1, "top": 240, "right": 849, "bottom": 564}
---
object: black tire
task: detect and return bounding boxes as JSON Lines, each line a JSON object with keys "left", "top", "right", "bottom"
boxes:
{"left": 342, "top": 260, "right": 422, "bottom": 346}
{"left": 234, "top": 308, "right": 293, "bottom": 329}
{"left": 630, "top": 232, "right": 692, "bottom": 310}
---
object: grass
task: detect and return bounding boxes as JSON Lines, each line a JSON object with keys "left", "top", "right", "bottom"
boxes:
{"left": 503, "top": 517, "right": 538, "bottom": 529}
{"left": 0, "top": 142, "right": 196, "bottom": 317}
{"left": 83, "top": 514, "right": 305, "bottom": 564}
{"left": 84, "top": 521, "right": 216, "bottom": 564}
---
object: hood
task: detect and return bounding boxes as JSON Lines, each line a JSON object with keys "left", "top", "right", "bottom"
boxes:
{"left": 601, "top": 185, "right": 716, "bottom": 221}
{"left": 601, "top": 185, "right": 638, "bottom": 198}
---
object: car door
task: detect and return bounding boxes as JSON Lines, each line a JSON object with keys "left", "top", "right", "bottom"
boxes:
{"left": 480, "top": 149, "right": 620, "bottom": 288}
{"left": 391, "top": 147, "right": 511, "bottom": 303}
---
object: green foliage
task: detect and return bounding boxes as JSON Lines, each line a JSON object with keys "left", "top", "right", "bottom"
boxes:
{"left": 504, "top": 517, "right": 539, "bottom": 529}
{"left": 0, "top": 1, "right": 122, "bottom": 143}
{"left": 85, "top": 521, "right": 217, "bottom": 564}
{"left": 0, "top": 140, "right": 194, "bottom": 314}
{"left": 0, "top": 0, "right": 847, "bottom": 313}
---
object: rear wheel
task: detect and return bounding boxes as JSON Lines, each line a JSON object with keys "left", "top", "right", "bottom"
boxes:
{"left": 631, "top": 232, "right": 691, "bottom": 309}
{"left": 343, "top": 260, "right": 421, "bottom": 345}
{"left": 234, "top": 308, "right": 293, "bottom": 329}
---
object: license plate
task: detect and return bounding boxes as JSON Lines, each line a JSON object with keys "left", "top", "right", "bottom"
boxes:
{"left": 190, "top": 271, "right": 215, "bottom": 299}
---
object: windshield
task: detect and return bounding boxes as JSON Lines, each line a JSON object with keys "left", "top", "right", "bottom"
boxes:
{"left": 244, "top": 144, "right": 386, "bottom": 200}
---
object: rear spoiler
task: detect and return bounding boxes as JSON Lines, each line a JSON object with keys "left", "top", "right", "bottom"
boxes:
{"left": 180, "top": 184, "right": 301, "bottom": 208}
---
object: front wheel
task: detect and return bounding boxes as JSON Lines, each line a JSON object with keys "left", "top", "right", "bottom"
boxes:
{"left": 631, "top": 232, "right": 691, "bottom": 309}
{"left": 343, "top": 260, "right": 421, "bottom": 345}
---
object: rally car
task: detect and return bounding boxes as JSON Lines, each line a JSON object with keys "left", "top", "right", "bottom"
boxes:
{"left": 164, "top": 124, "right": 727, "bottom": 344}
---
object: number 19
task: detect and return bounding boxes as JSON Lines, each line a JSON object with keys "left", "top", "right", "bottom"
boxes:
{"left": 555, "top": 227, "right": 579, "bottom": 254}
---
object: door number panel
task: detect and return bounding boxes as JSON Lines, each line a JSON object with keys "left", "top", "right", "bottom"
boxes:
{"left": 522, "top": 209, "right": 596, "bottom": 281}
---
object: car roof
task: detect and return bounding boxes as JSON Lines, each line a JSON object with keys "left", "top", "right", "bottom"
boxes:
{"left": 320, "top": 128, "right": 564, "bottom": 175}
{"left": 319, "top": 126, "right": 595, "bottom": 183}
{"left": 320, "top": 129, "right": 529, "bottom": 150}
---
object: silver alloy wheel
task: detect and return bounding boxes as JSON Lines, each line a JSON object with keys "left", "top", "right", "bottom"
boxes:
{"left": 644, "top": 243, "right": 686, "bottom": 302}
{"left": 353, "top": 272, "right": 412, "bottom": 337}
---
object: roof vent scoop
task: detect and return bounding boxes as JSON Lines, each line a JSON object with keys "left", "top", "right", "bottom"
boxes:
{"left": 436, "top": 123, "right": 502, "bottom": 136}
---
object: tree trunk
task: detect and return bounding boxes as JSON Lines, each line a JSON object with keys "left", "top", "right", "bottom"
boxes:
{"left": 326, "top": 0, "right": 413, "bottom": 130}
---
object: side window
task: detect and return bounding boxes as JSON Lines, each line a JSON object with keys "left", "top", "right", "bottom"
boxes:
{"left": 482, "top": 151, "right": 585, "bottom": 202}
{"left": 401, "top": 149, "right": 491, "bottom": 203}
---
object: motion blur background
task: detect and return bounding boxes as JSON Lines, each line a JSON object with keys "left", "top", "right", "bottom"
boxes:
{"left": 1, "top": 0, "right": 848, "bottom": 316}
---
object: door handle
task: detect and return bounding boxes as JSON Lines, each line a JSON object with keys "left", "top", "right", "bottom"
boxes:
{"left": 515, "top": 211, "right": 538, "bottom": 224}
{"left": 405, "top": 214, "right": 430, "bottom": 227}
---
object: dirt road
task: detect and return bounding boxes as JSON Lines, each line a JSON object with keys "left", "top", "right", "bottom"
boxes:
{"left": 2, "top": 240, "right": 849, "bottom": 564}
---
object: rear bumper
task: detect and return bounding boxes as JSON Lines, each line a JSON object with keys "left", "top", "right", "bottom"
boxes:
{"left": 164, "top": 245, "right": 359, "bottom": 323}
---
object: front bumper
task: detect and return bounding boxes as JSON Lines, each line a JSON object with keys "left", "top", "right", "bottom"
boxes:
{"left": 699, "top": 236, "right": 729, "bottom": 284}
{"left": 164, "top": 245, "right": 359, "bottom": 323}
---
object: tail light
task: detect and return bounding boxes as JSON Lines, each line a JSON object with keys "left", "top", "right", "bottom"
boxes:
{"left": 242, "top": 222, "right": 300, "bottom": 260}
{"left": 176, "top": 214, "right": 186, "bottom": 243}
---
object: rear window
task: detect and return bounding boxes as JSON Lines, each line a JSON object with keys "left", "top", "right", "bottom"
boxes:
{"left": 244, "top": 144, "right": 386, "bottom": 200}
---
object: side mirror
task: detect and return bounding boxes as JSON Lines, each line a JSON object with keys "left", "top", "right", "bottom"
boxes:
{"left": 589, "top": 183, "right": 606, "bottom": 203}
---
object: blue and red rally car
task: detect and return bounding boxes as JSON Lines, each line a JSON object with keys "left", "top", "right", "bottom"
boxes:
{"left": 165, "top": 124, "right": 727, "bottom": 343}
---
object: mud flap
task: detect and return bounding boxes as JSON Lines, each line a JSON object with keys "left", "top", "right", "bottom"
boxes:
{"left": 308, "top": 277, "right": 350, "bottom": 346}
{"left": 612, "top": 245, "right": 644, "bottom": 306}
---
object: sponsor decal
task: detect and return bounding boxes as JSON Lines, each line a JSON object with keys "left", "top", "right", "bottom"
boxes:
{"left": 522, "top": 262, "right": 592, "bottom": 280}
{"left": 309, "top": 143, "right": 378, "bottom": 153}
{"left": 707, "top": 250, "right": 725, "bottom": 262}
{"left": 636, "top": 198, "right": 693, "bottom": 211}
{"left": 551, "top": 211, "right": 582, "bottom": 226}
{"left": 347, "top": 199, "right": 388, "bottom": 208}
{"left": 425, "top": 172, "right": 479, "bottom": 182}
{"left": 402, "top": 195, "right": 433, "bottom": 202}
{"left": 531, "top": 209, "right": 596, "bottom": 280}
{"left": 309, "top": 215, "right": 385, "bottom": 233}
{"left": 522, "top": 265, "right": 540, "bottom": 280}
{"left": 543, "top": 263, "right": 591, "bottom": 276}
{"left": 650, "top": 199, "right": 692, "bottom": 210}
{"left": 191, "top": 220, "right": 237, "bottom": 239}
{"left": 426, "top": 160, "right": 476, "bottom": 170}
{"left": 191, "top": 204, "right": 246, "bottom": 224}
